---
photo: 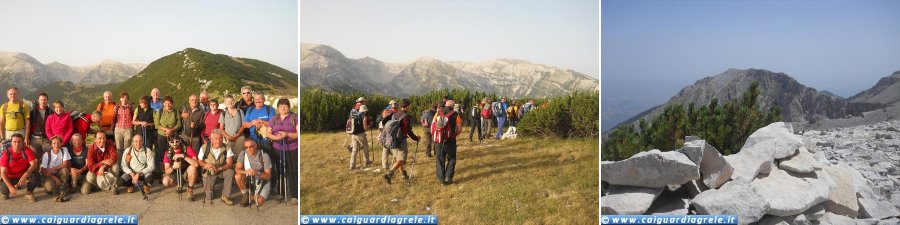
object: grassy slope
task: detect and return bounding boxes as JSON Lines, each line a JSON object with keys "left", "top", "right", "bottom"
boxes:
{"left": 300, "top": 127, "right": 599, "bottom": 224}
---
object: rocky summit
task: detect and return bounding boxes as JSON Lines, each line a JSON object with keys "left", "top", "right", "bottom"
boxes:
{"left": 601, "top": 121, "right": 900, "bottom": 225}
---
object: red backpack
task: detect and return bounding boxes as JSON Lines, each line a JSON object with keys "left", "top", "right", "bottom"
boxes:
{"left": 431, "top": 110, "right": 457, "bottom": 144}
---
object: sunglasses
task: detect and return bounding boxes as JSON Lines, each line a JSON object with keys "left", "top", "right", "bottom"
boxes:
{"left": 242, "top": 92, "right": 251, "bottom": 95}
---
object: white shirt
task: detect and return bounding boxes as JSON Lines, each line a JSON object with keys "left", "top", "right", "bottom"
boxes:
{"left": 41, "top": 148, "right": 71, "bottom": 169}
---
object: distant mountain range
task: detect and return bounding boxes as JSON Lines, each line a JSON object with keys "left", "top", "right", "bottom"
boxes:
{"left": 300, "top": 43, "right": 598, "bottom": 98}
{"left": 4, "top": 49, "right": 297, "bottom": 112}
{"left": 0, "top": 52, "right": 146, "bottom": 93}
{"left": 610, "top": 68, "right": 897, "bottom": 132}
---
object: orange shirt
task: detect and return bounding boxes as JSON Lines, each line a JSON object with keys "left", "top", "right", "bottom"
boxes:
{"left": 97, "top": 102, "right": 117, "bottom": 127}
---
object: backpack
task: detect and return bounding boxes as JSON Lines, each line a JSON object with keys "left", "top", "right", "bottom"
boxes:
{"left": 345, "top": 109, "right": 363, "bottom": 134}
{"left": 378, "top": 112, "right": 406, "bottom": 149}
{"left": 481, "top": 105, "right": 492, "bottom": 119}
{"left": 431, "top": 110, "right": 457, "bottom": 144}
{"left": 377, "top": 109, "right": 392, "bottom": 130}
{"left": 420, "top": 109, "right": 436, "bottom": 127}
{"left": 0, "top": 139, "right": 13, "bottom": 164}
{"left": 492, "top": 102, "right": 504, "bottom": 118}
{"left": 70, "top": 110, "right": 90, "bottom": 123}
{"left": 1, "top": 102, "right": 26, "bottom": 121}
{"left": 519, "top": 104, "right": 532, "bottom": 118}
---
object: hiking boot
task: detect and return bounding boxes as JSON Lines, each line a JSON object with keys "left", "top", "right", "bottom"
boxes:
{"left": 383, "top": 172, "right": 393, "bottom": 184}
{"left": 186, "top": 188, "right": 194, "bottom": 202}
{"left": 127, "top": 186, "right": 134, "bottom": 193}
{"left": 221, "top": 195, "right": 234, "bottom": 205}
{"left": 365, "top": 161, "right": 373, "bottom": 167}
{"left": 25, "top": 192, "right": 35, "bottom": 202}
{"left": 1, "top": 194, "right": 7, "bottom": 200}
{"left": 240, "top": 193, "right": 250, "bottom": 207}
{"left": 402, "top": 172, "right": 410, "bottom": 180}
{"left": 143, "top": 184, "right": 151, "bottom": 195}
{"left": 112, "top": 185, "right": 119, "bottom": 195}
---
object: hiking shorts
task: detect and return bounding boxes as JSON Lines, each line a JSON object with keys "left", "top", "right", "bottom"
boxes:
{"left": 389, "top": 141, "right": 408, "bottom": 162}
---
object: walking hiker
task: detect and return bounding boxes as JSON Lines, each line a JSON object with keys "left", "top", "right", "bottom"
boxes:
{"left": 506, "top": 100, "right": 519, "bottom": 128}
{"left": 432, "top": 100, "right": 462, "bottom": 186}
{"left": 380, "top": 99, "right": 420, "bottom": 184}
{"left": 198, "top": 130, "right": 235, "bottom": 205}
{"left": 420, "top": 102, "right": 437, "bottom": 157}
{"left": 40, "top": 136, "right": 71, "bottom": 202}
{"left": 494, "top": 97, "right": 508, "bottom": 139}
{"left": 84, "top": 131, "right": 121, "bottom": 195}
{"left": 0, "top": 134, "right": 38, "bottom": 201}
{"left": 29, "top": 93, "right": 51, "bottom": 160}
{"left": 1, "top": 87, "right": 31, "bottom": 147}
{"left": 45, "top": 101, "right": 74, "bottom": 146}
{"left": 120, "top": 134, "right": 153, "bottom": 198}
{"left": 235, "top": 139, "right": 272, "bottom": 207}
{"left": 347, "top": 97, "right": 371, "bottom": 169}
{"left": 161, "top": 134, "right": 199, "bottom": 201}
{"left": 266, "top": 98, "right": 298, "bottom": 204}
{"left": 379, "top": 100, "right": 398, "bottom": 170}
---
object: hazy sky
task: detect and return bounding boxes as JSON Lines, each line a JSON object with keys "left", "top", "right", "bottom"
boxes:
{"left": 603, "top": 0, "right": 900, "bottom": 103}
{"left": 0, "top": 0, "right": 298, "bottom": 73}
{"left": 300, "top": 0, "right": 600, "bottom": 78}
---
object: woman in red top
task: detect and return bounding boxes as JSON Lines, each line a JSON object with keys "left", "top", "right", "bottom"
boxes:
{"left": 202, "top": 99, "right": 222, "bottom": 142}
{"left": 45, "top": 101, "right": 74, "bottom": 146}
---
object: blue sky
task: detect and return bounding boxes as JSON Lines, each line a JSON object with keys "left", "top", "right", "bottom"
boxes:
{"left": 602, "top": 0, "right": 900, "bottom": 103}
{"left": 301, "top": 0, "right": 600, "bottom": 78}
{"left": 0, "top": 0, "right": 298, "bottom": 73}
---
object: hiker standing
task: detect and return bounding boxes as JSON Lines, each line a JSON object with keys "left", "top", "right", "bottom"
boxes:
{"left": 149, "top": 88, "right": 163, "bottom": 111}
{"left": 235, "top": 139, "right": 273, "bottom": 207}
{"left": 468, "top": 103, "right": 482, "bottom": 142}
{"left": 120, "top": 134, "right": 153, "bottom": 197}
{"left": 199, "top": 91, "right": 211, "bottom": 113}
{"left": 494, "top": 97, "right": 508, "bottom": 139}
{"left": 113, "top": 92, "right": 135, "bottom": 161}
{"left": 181, "top": 94, "right": 204, "bottom": 155}
{"left": 97, "top": 91, "right": 117, "bottom": 140}
{"left": 266, "top": 98, "right": 298, "bottom": 204}
{"left": 420, "top": 102, "right": 438, "bottom": 157}
{"left": 480, "top": 98, "right": 493, "bottom": 140}
{"left": 220, "top": 95, "right": 246, "bottom": 157}
{"left": 0, "top": 134, "right": 38, "bottom": 201}
{"left": 84, "top": 131, "right": 121, "bottom": 195}
{"left": 234, "top": 86, "right": 254, "bottom": 113}
{"left": 40, "top": 136, "right": 71, "bottom": 202}
{"left": 198, "top": 129, "right": 235, "bottom": 205}
{"left": 506, "top": 100, "right": 519, "bottom": 128}
{"left": 154, "top": 96, "right": 182, "bottom": 179}
{"left": 202, "top": 99, "right": 222, "bottom": 142}
{"left": 29, "top": 93, "right": 51, "bottom": 160}
{"left": 348, "top": 98, "right": 371, "bottom": 169}
{"left": 45, "top": 101, "right": 74, "bottom": 146}
{"left": 133, "top": 96, "right": 156, "bottom": 153}
{"left": 1, "top": 87, "right": 30, "bottom": 147}
{"left": 432, "top": 100, "right": 463, "bottom": 185}
{"left": 381, "top": 99, "right": 420, "bottom": 184}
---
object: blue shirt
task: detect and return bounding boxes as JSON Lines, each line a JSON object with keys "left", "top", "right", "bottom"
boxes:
{"left": 150, "top": 98, "right": 162, "bottom": 111}
{"left": 244, "top": 105, "right": 276, "bottom": 143}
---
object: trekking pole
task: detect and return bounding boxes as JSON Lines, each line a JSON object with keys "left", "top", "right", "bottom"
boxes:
{"left": 410, "top": 141, "right": 419, "bottom": 184}
{"left": 369, "top": 128, "right": 374, "bottom": 165}
{"left": 176, "top": 166, "right": 182, "bottom": 201}
{"left": 281, "top": 139, "right": 288, "bottom": 206}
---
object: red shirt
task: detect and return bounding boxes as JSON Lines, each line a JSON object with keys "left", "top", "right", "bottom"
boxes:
{"left": 73, "top": 113, "right": 93, "bottom": 140}
{"left": 0, "top": 147, "right": 36, "bottom": 179}
{"left": 85, "top": 140, "right": 118, "bottom": 174}
{"left": 202, "top": 111, "right": 221, "bottom": 138}
{"left": 163, "top": 146, "right": 198, "bottom": 164}
{"left": 114, "top": 104, "right": 133, "bottom": 128}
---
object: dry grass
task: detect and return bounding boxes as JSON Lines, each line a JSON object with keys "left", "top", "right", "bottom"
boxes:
{"left": 300, "top": 128, "right": 599, "bottom": 224}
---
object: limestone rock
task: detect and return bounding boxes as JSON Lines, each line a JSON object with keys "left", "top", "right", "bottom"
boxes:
{"left": 601, "top": 149, "right": 700, "bottom": 188}
{"left": 779, "top": 146, "right": 824, "bottom": 173}
{"left": 687, "top": 139, "right": 734, "bottom": 189}
{"left": 726, "top": 138, "right": 776, "bottom": 181}
{"left": 821, "top": 164, "right": 860, "bottom": 218}
{"left": 858, "top": 198, "right": 900, "bottom": 219}
{"left": 692, "top": 179, "right": 769, "bottom": 225}
{"left": 751, "top": 165, "right": 834, "bottom": 216}
{"left": 744, "top": 122, "right": 803, "bottom": 159}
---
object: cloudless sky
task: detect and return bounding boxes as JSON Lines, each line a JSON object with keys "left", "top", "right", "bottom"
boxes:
{"left": 300, "top": 0, "right": 600, "bottom": 78}
{"left": 602, "top": 0, "right": 900, "bottom": 104}
{"left": 0, "top": 0, "right": 298, "bottom": 73}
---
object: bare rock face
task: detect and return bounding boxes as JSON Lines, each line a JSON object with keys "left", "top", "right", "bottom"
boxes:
{"left": 601, "top": 149, "right": 700, "bottom": 188}
{"left": 750, "top": 164, "right": 834, "bottom": 217}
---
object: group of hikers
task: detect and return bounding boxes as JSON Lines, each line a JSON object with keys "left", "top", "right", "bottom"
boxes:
{"left": 0, "top": 86, "right": 298, "bottom": 208}
{"left": 345, "top": 95, "right": 535, "bottom": 186}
